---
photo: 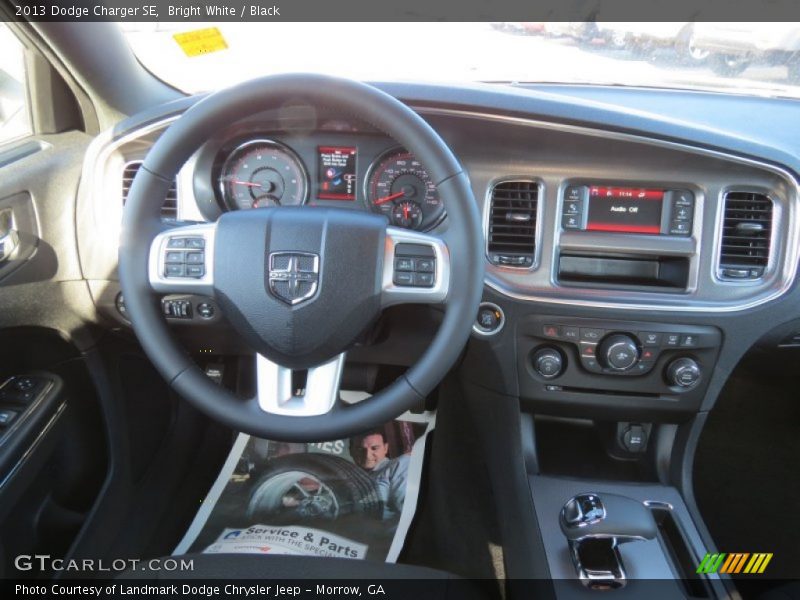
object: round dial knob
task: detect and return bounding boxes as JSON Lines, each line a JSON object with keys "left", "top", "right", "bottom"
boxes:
{"left": 532, "top": 348, "right": 564, "bottom": 379}
{"left": 598, "top": 334, "right": 640, "bottom": 371}
{"left": 666, "top": 358, "right": 701, "bottom": 388}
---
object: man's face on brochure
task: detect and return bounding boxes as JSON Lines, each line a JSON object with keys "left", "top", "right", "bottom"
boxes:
{"left": 359, "top": 434, "right": 388, "bottom": 470}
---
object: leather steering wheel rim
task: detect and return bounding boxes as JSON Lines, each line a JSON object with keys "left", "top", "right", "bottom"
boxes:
{"left": 119, "top": 74, "right": 483, "bottom": 442}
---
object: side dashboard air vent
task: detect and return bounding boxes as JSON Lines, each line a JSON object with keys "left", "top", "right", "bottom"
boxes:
{"left": 487, "top": 180, "right": 538, "bottom": 267}
{"left": 122, "top": 161, "right": 178, "bottom": 220}
{"left": 718, "top": 191, "right": 773, "bottom": 279}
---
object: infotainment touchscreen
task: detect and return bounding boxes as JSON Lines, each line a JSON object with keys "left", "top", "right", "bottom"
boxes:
{"left": 318, "top": 146, "right": 357, "bottom": 200}
{"left": 585, "top": 187, "right": 664, "bottom": 234}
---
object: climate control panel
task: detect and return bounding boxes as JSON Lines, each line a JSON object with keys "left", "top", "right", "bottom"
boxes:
{"left": 538, "top": 323, "right": 714, "bottom": 378}
{"left": 520, "top": 316, "right": 722, "bottom": 414}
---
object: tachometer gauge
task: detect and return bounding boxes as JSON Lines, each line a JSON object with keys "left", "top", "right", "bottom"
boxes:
{"left": 366, "top": 149, "right": 444, "bottom": 230}
{"left": 219, "top": 140, "right": 308, "bottom": 210}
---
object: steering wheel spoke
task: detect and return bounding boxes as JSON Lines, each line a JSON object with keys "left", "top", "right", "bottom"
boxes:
{"left": 148, "top": 222, "right": 217, "bottom": 295}
{"left": 381, "top": 226, "right": 450, "bottom": 308}
{"left": 256, "top": 352, "right": 345, "bottom": 417}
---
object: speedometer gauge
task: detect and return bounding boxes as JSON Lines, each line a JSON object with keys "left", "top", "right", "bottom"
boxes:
{"left": 366, "top": 149, "right": 445, "bottom": 230}
{"left": 219, "top": 140, "right": 308, "bottom": 210}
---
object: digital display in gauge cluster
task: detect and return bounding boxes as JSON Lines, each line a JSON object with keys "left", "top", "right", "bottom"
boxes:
{"left": 318, "top": 146, "right": 357, "bottom": 201}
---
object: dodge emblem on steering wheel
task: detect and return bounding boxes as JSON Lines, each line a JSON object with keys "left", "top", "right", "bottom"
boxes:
{"left": 268, "top": 252, "right": 320, "bottom": 305}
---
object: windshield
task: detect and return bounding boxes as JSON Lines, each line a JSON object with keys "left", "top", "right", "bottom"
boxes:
{"left": 121, "top": 22, "right": 800, "bottom": 99}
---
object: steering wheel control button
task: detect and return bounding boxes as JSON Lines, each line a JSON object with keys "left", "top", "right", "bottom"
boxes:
{"left": 186, "top": 265, "right": 205, "bottom": 278}
{"left": 186, "top": 237, "right": 205, "bottom": 249}
{"left": 666, "top": 358, "right": 701, "bottom": 388}
{"left": 197, "top": 303, "right": 215, "bottom": 319}
{"left": 393, "top": 271, "right": 414, "bottom": 286}
{"left": 473, "top": 303, "right": 505, "bottom": 336}
{"left": 165, "top": 264, "right": 185, "bottom": 277}
{"left": 598, "top": 334, "right": 640, "bottom": 371}
{"left": 167, "top": 237, "right": 186, "bottom": 248}
{"left": 186, "top": 252, "right": 205, "bottom": 264}
{"left": 416, "top": 258, "right": 435, "bottom": 272}
{"left": 392, "top": 245, "right": 437, "bottom": 288}
{"left": 165, "top": 251, "right": 184, "bottom": 263}
{"left": 395, "top": 257, "right": 415, "bottom": 271}
{"left": 532, "top": 348, "right": 564, "bottom": 379}
{"left": 414, "top": 272, "right": 435, "bottom": 287}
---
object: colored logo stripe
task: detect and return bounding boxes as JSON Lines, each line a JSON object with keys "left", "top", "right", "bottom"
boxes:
{"left": 696, "top": 552, "right": 773, "bottom": 574}
{"left": 744, "top": 554, "right": 773, "bottom": 574}
{"left": 697, "top": 553, "right": 725, "bottom": 574}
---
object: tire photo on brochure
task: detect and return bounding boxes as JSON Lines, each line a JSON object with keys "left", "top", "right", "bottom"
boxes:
{"left": 246, "top": 454, "right": 383, "bottom": 522}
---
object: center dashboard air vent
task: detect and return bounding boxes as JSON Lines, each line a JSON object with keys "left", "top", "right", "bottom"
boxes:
{"left": 718, "top": 191, "right": 773, "bottom": 280}
{"left": 487, "top": 180, "right": 539, "bottom": 267}
{"left": 122, "top": 161, "right": 178, "bottom": 220}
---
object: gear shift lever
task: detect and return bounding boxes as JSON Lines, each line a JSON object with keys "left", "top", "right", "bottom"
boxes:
{"left": 560, "top": 493, "right": 657, "bottom": 589}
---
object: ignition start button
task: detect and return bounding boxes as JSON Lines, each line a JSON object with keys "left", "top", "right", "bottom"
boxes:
{"left": 473, "top": 302, "right": 505, "bottom": 336}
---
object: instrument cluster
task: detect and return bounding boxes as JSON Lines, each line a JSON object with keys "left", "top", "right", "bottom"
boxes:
{"left": 212, "top": 136, "right": 446, "bottom": 231}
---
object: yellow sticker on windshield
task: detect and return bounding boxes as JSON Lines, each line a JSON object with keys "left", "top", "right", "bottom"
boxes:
{"left": 173, "top": 27, "right": 228, "bottom": 57}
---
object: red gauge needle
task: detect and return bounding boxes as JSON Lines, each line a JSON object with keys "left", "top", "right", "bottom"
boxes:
{"left": 373, "top": 191, "right": 405, "bottom": 205}
{"left": 231, "top": 180, "right": 262, "bottom": 188}
{"left": 403, "top": 205, "right": 410, "bottom": 220}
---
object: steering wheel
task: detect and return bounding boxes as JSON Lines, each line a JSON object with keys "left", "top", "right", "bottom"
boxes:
{"left": 119, "top": 74, "right": 483, "bottom": 442}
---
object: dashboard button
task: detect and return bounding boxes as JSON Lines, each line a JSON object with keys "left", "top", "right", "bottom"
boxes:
{"left": 543, "top": 325, "right": 560, "bottom": 339}
{"left": 680, "top": 334, "right": 698, "bottom": 347}
{"left": 669, "top": 221, "right": 691, "bottom": 235}
{"left": 664, "top": 333, "right": 681, "bottom": 347}
{"left": 579, "top": 341, "right": 597, "bottom": 357}
{"left": 673, "top": 205, "right": 692, "bottom": 221}
{"left": 197, "top": 303, "right": 215, "bottom": 319}
{"left": 673, "top": 191, "right": 694, "bottom": 207}
{"left": 562, "top": 326, "right": 580, "bottom": 341}
{"left": 566, "top": 186, "right": 583, "bottom": 201}
{"left": 580, "top": 328, "right": 604, "bottom": 342}
{"left": 564, "top": 201, "right": 582, "bottom": 215}
{"left": 640, "top": 348, "right": 657, "bottom": 361}
{"left": 640, "top": 332, "right": 661, "bottom": 346}
{"left": 0, "top": 409, "right": 18, "bottom": 427}
{"left": 562, "top": 214, "right": 581, "bottom": 230}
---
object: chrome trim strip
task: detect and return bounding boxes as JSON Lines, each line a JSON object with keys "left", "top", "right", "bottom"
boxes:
{"left": 418, "top": 107, "right": 800, "bottom": 313}
{"left": 256, "top": 353, "right": 345, "bottom": 417}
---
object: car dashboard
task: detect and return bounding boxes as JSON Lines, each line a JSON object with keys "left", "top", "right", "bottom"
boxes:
{"left": 77, "top": 81, "right": 800, "bottom": 425}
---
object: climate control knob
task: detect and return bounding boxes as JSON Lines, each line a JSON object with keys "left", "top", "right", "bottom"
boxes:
{"left": 598, "top": 334, "right": 640, "bottom": 371}
{"left": 666, "top": 358, "right": 701, "bottom": 388}
{"left": 532, "top": 348, "right": 564, "bottom": 379}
